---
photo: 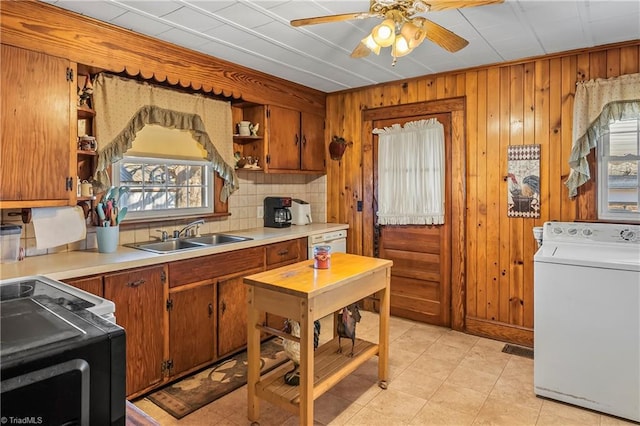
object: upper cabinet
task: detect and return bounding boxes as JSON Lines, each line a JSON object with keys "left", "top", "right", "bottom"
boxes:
{"left": 232, "top": 103, "right": 326, "bottom": 175}
{"left": 267, "top": 105, "right": 325, "bottom": 173}
{"left": 0, "top": 44, "right": 76, "bottom": 208}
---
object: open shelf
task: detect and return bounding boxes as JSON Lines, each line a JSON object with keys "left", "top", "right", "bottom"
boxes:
{"left": 77, "top": 105, "right": 95, "bottom": 119}
{"left": 233, "top": 135, "right": 263, "bottom": 144}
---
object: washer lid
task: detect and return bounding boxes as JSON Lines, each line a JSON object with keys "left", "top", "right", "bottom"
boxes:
{"left": 535, "top": 243, "right": 640, "bottom": 272}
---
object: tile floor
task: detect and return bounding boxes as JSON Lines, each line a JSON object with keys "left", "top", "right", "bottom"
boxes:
{"left": 134, "top": 312, "right": 635, "bottom": 425}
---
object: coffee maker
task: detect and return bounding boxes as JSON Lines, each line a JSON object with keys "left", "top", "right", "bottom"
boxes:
{"left": 264, "top": 197, "right": 292, "bottom": 228}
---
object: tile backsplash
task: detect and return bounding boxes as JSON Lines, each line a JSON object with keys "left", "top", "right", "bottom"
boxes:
{"left": 1, "top": 172, "right": 326, "bottom": 259}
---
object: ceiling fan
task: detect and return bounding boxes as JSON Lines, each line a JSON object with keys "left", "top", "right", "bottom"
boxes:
{"left": 291, "top": 0, "right": 504, "bottom": 65}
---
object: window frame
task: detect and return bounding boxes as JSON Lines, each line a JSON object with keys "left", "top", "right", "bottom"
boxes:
{"left": 112, "top": 155, "right": 215, "bottom": 221}
{"left": 597, "top": 117, "right": 640, "bottom": 222}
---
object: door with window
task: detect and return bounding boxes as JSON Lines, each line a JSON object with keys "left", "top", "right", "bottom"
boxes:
{"left": 373, "top": 113, "right": 452, "bottom": 326}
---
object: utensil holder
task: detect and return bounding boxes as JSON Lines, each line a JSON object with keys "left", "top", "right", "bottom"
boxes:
{"left": 96, "top": 225, "right": 119, "bottom": 253}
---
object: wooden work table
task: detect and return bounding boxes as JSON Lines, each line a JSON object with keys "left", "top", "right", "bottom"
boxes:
{"left": 244, "top": 252, "right": 392, "bottom": 426}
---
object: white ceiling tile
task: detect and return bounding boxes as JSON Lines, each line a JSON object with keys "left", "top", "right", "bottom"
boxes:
{"left": 54, "top": 0, "right": 127, "bottom": 21}
{"left": 206, "top": 3, "right": 274, "bottom": 28}
{"left": 160, "top": 7, "right": 224, "bottom": 32}
{"left": 110, "top": 11, "right": 174, "bottom": 36}
{"left": 155, "top": 28, "right": 212, "bottom": 49}
{"left": 117, "top": 1, "right": 183, "bottom": 17}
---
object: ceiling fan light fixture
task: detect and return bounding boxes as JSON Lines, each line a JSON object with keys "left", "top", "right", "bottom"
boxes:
{"left": 361, "top": 34, "right": 381, "bottom": 55}
{"left": 371, "top": 18, "right": 396, "bottom": 47}
{"left": 400, "top": 21, "right": 426, "bottom": 48}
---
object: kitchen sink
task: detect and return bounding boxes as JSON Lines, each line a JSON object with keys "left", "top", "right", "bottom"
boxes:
{"left": 124, "top": 233, "right": 252, "bottom": 254}
{"left": 186, "top": 234, "right": 252, "bottom": 245}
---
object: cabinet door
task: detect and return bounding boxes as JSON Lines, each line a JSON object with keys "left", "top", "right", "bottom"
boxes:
{"left": 300, "top": 112, "right": 325, "bottom": 172}
{"left": 62, "top": 275, "right": 103, "bottom": 297}
{"left": 170, "top": 283, "right": 216, "bottom": 376}
{"left": 104, "top": 265, "right": 167, "bottom": 397}
{"left": 0, "top": 44, "right": 74, "bottom": 206}
{"left": 217, "top": 275, "right": 248, "bottom": 357}
{"left": 267, "top": 105, "right": 301, "bottom": 170}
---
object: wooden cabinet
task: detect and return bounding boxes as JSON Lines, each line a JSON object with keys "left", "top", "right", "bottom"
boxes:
{"left": 0, "top": 44, "right": 76, "bottom": 208}
{"left": 169, "top": 283, "right": 216, "bottom": 376}
{"left": 169, "top": 246, "right": 265, "bottom": 361}
{"left": 62, "top": 275, "right": 103, "bottom": 297}
{"left": 267, "top": 105, "right": 325, "bottom": 173}
{"left": 104, "top": 265, "right": 167, "bottom": 397}
{"left": 217, "top": 273, "right": 250, "bottom": 357}
{"left": 232, "top": 103, "right": 325, "bottom": 174}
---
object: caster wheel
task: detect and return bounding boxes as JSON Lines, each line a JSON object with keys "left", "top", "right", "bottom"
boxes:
{"left": 378, "top": 380, "right": 388, "bottom": 389}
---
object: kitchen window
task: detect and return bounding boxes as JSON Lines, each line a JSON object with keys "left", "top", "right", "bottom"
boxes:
{"left": 598, "top": 117, "right": 640, "bottom": 221}
{"left": 112, "top": 156, "right": 214, "bottom": 221}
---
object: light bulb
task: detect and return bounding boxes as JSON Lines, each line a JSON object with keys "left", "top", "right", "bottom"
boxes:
{"left": 392, "top": 35, "right": 413, "bottom": 58}
{"left": 361, "top": 34, "right": 381, "bottom": 55}
{"left": 372, "top": 19, "right": 396, "bottom": 47}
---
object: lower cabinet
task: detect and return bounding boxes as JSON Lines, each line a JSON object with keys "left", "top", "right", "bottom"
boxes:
{"left": 217, "top": 274, "right": 250, "bottom": 358}
{"left": 104, "top": 264, "right": 167, "bottom": 397}
{"left": 168, "top": 283, "right": 216, "bottom": 376}
{"left": 64, "top": 237, "right": 310, "bottom": 396}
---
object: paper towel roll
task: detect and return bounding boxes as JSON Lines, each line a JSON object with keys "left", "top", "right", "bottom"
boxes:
{"left": 31, "top": 206, "right": 87, "bottom": 250}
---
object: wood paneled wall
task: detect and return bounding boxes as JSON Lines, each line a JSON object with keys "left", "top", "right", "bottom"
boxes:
{"left": 326, "top": 41, "right": 640, "bottom": 346}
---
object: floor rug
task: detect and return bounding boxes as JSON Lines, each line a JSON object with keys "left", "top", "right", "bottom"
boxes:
{"left": 147, "top": 339, "right": 288, "bottom": 419}
{"left": 502, "top": 343, "right": 534, "bottom": 359}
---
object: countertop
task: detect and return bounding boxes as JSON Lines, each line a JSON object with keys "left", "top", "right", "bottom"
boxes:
{"left": 0, "top": 223, "right": 348, "bottom": 281}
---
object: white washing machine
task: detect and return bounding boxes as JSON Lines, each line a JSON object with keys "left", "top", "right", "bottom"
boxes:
{"left": 534, "top": 221, "right": 640, "bottom": 422}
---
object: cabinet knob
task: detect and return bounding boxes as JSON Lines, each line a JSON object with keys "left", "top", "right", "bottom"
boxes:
{"left": 295, "top": 134, "right": 299, "bottom": 146}
{"left": 208, "top": 303, "right": 213, "bottom": 317}
{"left": 302, "top": 135, "right": 307, "bottom": 146}
{"left": 221, "top": 301, "right": 226, "bottom": 314}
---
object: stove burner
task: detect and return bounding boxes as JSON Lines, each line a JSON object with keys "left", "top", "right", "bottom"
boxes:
{"left": 0, "top": 282, "right": 34, "bottom": 301}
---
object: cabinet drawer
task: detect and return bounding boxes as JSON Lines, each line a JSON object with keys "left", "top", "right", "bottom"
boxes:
{"left": 169, "top": 247, "right": 265, "bottom": 288}
{"left": 266, "top": 238, "right": 305, "bottom": 268}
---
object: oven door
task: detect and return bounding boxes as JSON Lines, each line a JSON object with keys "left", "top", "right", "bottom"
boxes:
{"left": 1, "top": 298, "right": 126, "bottom": 425}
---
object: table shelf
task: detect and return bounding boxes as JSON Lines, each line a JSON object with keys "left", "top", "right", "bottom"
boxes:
{"left": 256, "top": 337, "right": 377, "bottom": 412}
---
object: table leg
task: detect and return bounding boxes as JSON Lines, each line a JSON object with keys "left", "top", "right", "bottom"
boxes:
{"left": 299, "top": 300, "right": 315, "bottom": 426}
{"left": 378, "top": 269, "right": 390, "bottom": 389}
{"left": 247, "top": 287, "right": 261, "bottom": 422}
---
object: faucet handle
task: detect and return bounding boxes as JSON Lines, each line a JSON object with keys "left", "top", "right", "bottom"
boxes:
{"left": 156, "top": 230, "right": 168, "bottom": 241}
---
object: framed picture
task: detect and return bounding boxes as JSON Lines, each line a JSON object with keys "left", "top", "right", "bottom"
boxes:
{"left": 507, "top": 145, "right": 540, "bottom": 218}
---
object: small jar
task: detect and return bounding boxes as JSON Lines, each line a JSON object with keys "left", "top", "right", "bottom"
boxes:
{"left": 313, "top": 245, "right": 331, "bottom": 269}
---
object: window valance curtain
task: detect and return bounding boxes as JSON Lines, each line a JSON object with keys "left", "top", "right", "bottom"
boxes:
{"left": 92, "top": 73, "right": 238, "bottom": 201}
{"left": 373, "top": 118, "right": 445, "bottom": 225}
{"left": 566, "top": 72, "right": 640, "bottom": 198}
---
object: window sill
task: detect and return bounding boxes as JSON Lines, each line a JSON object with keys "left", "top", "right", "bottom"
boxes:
{"left": 118, "top": 212, "right": 231, "bottom": 229}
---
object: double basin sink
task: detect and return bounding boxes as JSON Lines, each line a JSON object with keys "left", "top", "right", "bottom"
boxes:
{"left": 124, "top": 233, "right": 252, "bottom": 254}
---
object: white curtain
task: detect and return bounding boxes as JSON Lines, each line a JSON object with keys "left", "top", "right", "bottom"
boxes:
{"left": 373, "top": 118, "right": 445, "bottom": 225}
{"left": 566, "top": 73, "right": 640, "bottom": 198}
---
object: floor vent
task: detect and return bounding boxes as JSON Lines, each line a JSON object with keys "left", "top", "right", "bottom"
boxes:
{"left": 502, "top": 344, "right": 534, "bottom": 359}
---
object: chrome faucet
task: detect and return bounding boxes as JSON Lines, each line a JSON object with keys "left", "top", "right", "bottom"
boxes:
{"left": 174, "top": 219, "right": 204, "bottom": 238}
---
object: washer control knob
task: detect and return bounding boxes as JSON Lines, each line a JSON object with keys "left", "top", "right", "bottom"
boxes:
{"left": 568, "top": 228, "right": 578, "bottom": 236}
{"left": 620, "top": 229, "right": 636, "bottom": 241}
{"left": 552, "top": 227, "right": 563, "bottom": 235}
{"left": 582, "top": 228, "right": 593, "bottom": 237}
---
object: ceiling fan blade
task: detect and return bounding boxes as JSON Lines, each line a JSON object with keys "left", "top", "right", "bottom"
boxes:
{"left": 418, "top": 18, "right": 469, "bottom": 52}
{"left": 425, "top": 0, "right": 504, "bottom": 12}
{"left": 291, "top": 12, "right": 374, "bottom": 27}
{"left": 351, "top": 41, "right": 372, "bottom": 58}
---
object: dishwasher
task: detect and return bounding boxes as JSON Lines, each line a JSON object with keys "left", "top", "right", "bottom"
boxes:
{"left": 308, "top": 229, "right": 347, "bottom": 257}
